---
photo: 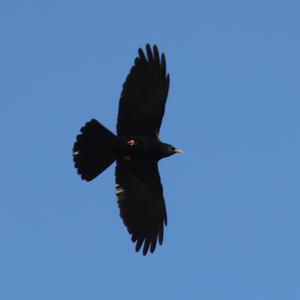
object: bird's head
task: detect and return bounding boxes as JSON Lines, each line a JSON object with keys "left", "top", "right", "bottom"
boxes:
{"left": 161, "top": 143, "right": 183, "bottom": 158}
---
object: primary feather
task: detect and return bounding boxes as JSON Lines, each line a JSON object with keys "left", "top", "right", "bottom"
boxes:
{"left": 117, "top": 44, "right": 170, "bottom": 136}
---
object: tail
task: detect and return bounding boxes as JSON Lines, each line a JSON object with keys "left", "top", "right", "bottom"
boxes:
{"left": 73, "top": 119, "right": 116, "bottom": 181}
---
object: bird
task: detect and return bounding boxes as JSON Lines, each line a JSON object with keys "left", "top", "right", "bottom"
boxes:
{"left": 73, "top": 44, "right": 182, "bottom": 255}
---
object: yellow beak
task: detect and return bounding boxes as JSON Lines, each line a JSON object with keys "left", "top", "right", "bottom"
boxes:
{"left": 174, "top": 149, "right": 183, "bottom": 154}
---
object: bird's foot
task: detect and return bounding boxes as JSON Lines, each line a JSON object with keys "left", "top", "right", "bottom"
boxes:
{"left": 123, "top": 155, "right": 132, "bottom": 162}
{"left": 127, "top": 139, "right": 138, "bottom": 146}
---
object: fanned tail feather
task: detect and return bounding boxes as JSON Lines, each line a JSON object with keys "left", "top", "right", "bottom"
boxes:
{"left": 73, "top": 119, "right": 116, "bottom": 181}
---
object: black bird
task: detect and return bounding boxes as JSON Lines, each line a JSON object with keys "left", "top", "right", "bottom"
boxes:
{"left": 73, "top": 44, "right": 182, "bottom": 255}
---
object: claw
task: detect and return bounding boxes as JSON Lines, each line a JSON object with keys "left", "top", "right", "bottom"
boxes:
{"left": 127, "top": 139, "right": 137, "bottom": 146}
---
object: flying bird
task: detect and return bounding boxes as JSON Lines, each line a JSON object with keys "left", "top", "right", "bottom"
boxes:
{"left": 73, "top": 44, "right": 182, "bottom": 255}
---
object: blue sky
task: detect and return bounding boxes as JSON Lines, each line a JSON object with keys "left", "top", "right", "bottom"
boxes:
{"left": 1, "top": 1, "right": 300, "bottom": 299}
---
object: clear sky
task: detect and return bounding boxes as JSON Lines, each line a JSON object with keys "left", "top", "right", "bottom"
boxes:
{"left": 1, "top": 1, "right": 300, "bottom": 299}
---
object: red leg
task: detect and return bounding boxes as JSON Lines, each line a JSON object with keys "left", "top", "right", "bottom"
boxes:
{"left": 123, "top": 155, "right": 131, "bottom": 162}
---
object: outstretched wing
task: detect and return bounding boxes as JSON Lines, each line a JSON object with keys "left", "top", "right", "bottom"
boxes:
{"left": 117, "top": 44, "right": 170, "bottom": 136}
{"left": 115, "top": 161, "right": 168, "bottom": 255}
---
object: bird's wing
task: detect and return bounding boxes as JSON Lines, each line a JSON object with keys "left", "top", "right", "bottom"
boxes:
{"left": 117, "top": 44, "right": 170, "bottom": 136}
{"left": 115, "top": 160, "right": 167, "bottom": 255}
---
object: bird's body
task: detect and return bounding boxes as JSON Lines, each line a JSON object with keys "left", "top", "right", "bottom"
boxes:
{"left": 73, "top": 44, "right": 182, "bottom": 255}
{"left": 114, "top": 136, "right": 176, "bottom": 161}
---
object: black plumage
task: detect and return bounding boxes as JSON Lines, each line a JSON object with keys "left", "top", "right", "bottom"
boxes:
{"left": 73, "top": 44, "right": 182, "bottom": 255}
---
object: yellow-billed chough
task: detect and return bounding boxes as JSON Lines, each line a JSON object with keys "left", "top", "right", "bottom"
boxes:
{"left": 73, "top": 44, "right": 182, "bottom": 255}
